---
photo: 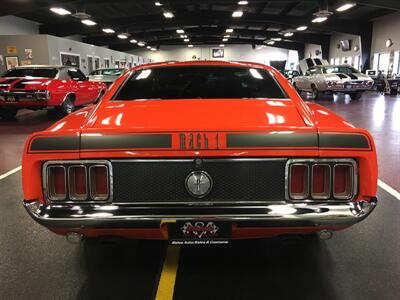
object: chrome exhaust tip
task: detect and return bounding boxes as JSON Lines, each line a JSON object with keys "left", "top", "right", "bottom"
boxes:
{"left": 66, "top": 232, "right": 84, "bottom": 244}
{"left": 318, "top": 230, "right": 333, "bottom": 240}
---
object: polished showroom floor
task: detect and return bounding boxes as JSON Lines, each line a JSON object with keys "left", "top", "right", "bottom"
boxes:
{"left": 0, "top": 92, "right": 399, "bottom": 300}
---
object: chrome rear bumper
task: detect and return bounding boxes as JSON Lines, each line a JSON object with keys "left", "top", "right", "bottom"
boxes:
{"left": 24, "top": 198, "right": 377, "bottom": 229}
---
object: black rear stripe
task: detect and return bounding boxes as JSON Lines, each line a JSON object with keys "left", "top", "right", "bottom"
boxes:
{"left": 319, "top": 133, "right": 370, "bottom": 149}
{"left": 226, "top": 133, "right": 318, "bottom": 148}
{"left": 30, "top": 136, "right": 79, "bottom": 151}
{"left": 81, "top": 134, "right": 172, "bottom": 150}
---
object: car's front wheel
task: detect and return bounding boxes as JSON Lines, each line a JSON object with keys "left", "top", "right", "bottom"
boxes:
{"left": 56, "top": 96, "right": 75, "bottom": 117}
{"left": 0, "top": 108, "right": 18, "bottom": 120}
{"left": 349, "top": 91, "right": 363, "bottom": 100}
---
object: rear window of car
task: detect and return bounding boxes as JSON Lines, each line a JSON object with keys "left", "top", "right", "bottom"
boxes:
{"left": 113, "top": 66, "right": 288, "bottom": 100}
{"left": 2, "top": 68, "right": 58, "bottom": 78}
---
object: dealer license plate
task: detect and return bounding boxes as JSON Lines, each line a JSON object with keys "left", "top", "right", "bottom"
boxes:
{"left": 168, "top": 221, "right": 231, "bottom": 245}
{"left": 6, "top": 96, "right": 17, "bottom": 102}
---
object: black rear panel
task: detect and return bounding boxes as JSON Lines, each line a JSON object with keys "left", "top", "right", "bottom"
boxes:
{"left": 111, "top": 159, "right": 286, "bottom": 203}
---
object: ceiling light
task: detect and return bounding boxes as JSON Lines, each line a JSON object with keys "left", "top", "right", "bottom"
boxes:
{"left": 232, "top": 10, "right": 243, "bottom": 18}
{"left": 284, "top": 32, "right": 293, "bottom": 37}
{"left": 266, "top": 40, "right": 275, "bottom": 45}
{"left": 180, "top": 34, "right": 186, "bottom": 38}
{"left": 296, "top": 26, "right": 308, "bottom": 31}
{"left": 222, "top": 38, "right": 228, "bottom": 42}
{"left": 238, "top": 1, "right": 248, "bottom": 5}
{"left": 271, "top": 37, "right": 282, "bottom": 41}
{"left": 224, "top": 35, "right": 231, "bottom": 38}
{"left": 312, "top": 16, "right": 328, "bottom": 23}
{"left": 155, "top": 2, "right": 163, "bottom": 6}
{"left": 102, "top": 28, "right": 115, "bottom": 34}
{"left": 50, "top": 7, "right": 71, "bottom": 15}
{"left": 188, "top": 44, "right": 194, "bottom": 48}
{"left": 130, "top": 39, "right": 137, "bottom": 44}
{"left": 219, "top": 44, "right": 225, "bottom": 47}
{"left": 150, "top": 48, "right": 157, "bottom": 51}
{"left": 226, "top": 28, "right": 234, "bottom": 33}
{"left": 163, "top": 11, "right": 174, "bottom": 18}
{"left": 184, "top": 38, "right": 190, "bottom": 42}
{"left": 138, "top": 41, "right": 146, "bottom": 46}
{"left": 117, "top": 33, "right": 128, "bottom": 39}
{"left": 147, "top": 46, "right": 151, "bottom": 49}
{"left": 336, "top": 3, "right": 356, "bottom": 12}
{"left": 176, "top": 29, "right": 185, "bottom": 34}
{"left": 81, "top": 19, "right": 97, "bottom": 26}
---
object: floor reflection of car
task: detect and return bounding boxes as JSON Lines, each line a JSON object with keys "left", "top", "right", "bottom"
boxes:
{"left": 0, "top": 65, "right": 106, "bottom": 119}
{"left": 293, "top": 65, "right": 374, "bottom": 100}
{"left": 88, "top": 68, "right": 126, "bottom": 86}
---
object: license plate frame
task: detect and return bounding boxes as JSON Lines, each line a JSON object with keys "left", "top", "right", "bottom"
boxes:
{"left": 168, "top": 221, "right": 231, "bottom": 245}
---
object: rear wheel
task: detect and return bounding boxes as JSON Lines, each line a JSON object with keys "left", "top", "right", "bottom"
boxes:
{"left": 56, "top": 96, "right": 75, "bottom": 117}
{"left": 310, "top": 86, "right": 320, "bottom": 100}
{"left": 0, "top": 108, "right": 18, "bottom": 120}
{"left": 349, "top": 91, "right": 363, "bottom": 100}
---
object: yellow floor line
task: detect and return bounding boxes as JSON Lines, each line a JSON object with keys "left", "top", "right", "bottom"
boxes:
{"left": 155, "top": 245, "right": 181, "bottom": 300}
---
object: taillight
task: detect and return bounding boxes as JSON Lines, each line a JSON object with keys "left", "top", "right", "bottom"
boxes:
{"left": 287, "top": 159, "right": 356, "bottom": 201}
{"left": 68, "top": 165, "right": 87, "bottom": 200}
{"left": 289, "top": 164, "right": 309, "bottom": 200}
{"left": 47, "top": 166, "right": 66, "bottom": 201}
{"left": 311, "top": 164, "right": 331, "bottom": 199}
{"left": 89, "top": 165, "right": 109, "bottom": 201}
{"left": 44, "top": 161, "right": 111, "bottom": 202}
{"left": 334, "top": 164, "right": 354, "bottom": 200}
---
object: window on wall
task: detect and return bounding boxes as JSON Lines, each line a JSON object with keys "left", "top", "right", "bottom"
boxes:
{"left": 373, "top": 53, "right": 379, "bottom": 70}
{"left": 330, "top": 58, "right": 334, "bottom": 65}
{"left": 346, "top": 57, "right": 352, "bottom": 66}
{"left": 393, "top": 51, "right": 400, "bottom": 76}
{"left": 334, "top": 58, "right": 340, "bottom": 65}
{"left": 353, "top": 56, "right": 360, "bottom": 71}
{"left": 378, "top": 53, "right": 390, "bottom": 73}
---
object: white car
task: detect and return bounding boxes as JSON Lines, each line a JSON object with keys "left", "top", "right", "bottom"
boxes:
{"left": 293, "top": 64, "right": 374, "bottom": 100}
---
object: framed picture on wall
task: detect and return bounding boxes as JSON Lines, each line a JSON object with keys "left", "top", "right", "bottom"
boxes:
{"left": 5, "top": 56, "right": 19, "bottom": 70}
{"left": 212, "top": 48, "right": 224, "bottom": 58}
{"left": 60, "top": 52, "right": 80, "bottom": 68}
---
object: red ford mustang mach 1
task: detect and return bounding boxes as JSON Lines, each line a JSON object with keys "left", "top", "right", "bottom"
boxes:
{"left": 22, "top": 61, "right": 378, "bottom": 244}
{"left": 0, "top": 65, "right": 106, "bottom": 119}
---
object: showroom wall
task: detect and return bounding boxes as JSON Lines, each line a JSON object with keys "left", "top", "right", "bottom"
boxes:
{"left": 304, "top": 43, "right": 322, "bottom": 59}
{"left": 0, "top": 16, "right": 39, "bottom": 35}
{"left": 131, "top": 44, "right": 299, "bottom": 69}
{"left": 371, "top": 12, "right": 400, "bottom": 54}
{"left": 329, "top": 33, "right": 362, "bottom": 63}
{"left": 0, "top": 34, "right": 151, "bottom": 74}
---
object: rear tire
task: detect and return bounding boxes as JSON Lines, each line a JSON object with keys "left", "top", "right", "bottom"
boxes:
{"left": 0, "top": 108, "right": 18, "bottom": 120}
{"left": 310, "top": 86, "right": 320, "bottom": 100}
{"left": 349, "top": 91, "right": 363, "bottom": 100}
{"left": 56, "top": 96, "right": 75, "bottom": 117}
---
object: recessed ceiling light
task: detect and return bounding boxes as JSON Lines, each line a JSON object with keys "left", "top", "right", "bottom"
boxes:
{"left": 180, "top": 34, "right": 186, "bottom": 38}
{"left": 226, "top": 28, "right": 234, "bottom": 33}
{"left": 312, "top": 16, "right": 328, "bottom": 23}
{"left": 284, "top": 32, "right": 293, "bottom": 37}
{"left": 296, "top": 26, "right": 308, "bottom": 31}
{"left": 81, "top": 19, "right": 97, "bottom": 26}
{"left": 184, "top": 38, "right": 190, "bottom": 42}
{"left": 50, "top": 7, "right": 71, "bottom": 15}
{"left": 130, "top": 39, "right": 137, "bottom": 44}
{"left": 238, "top": 1, "right": 248, "bottom": 5}
{"left": 219, "top": 44, "right": 225, "bottom": 47}
{"left": 155, "top": 2, "right": 163, "bottom": 6}
{"left": 222, "top": 38, "right": 228, "bottom": 42}
{"left": 147, "top": 46, "right": 151, "bottom": 49}
{"left": 271, "top": 37, "right": 282, "bottom": 41}
{"left": 138, "top": 41, "right": 146, "bottom": 46}
{"left": 176, "top": 29, "right": 185, "bottom": 34}
{"left": 266, "top": 40, "right": 275, "bottom": 45}
{"left": 150, "top": 48, "right": 157, "bottom": 51}
{"left": 224, "top": 35, "right": 231, "bottom": 38}
{"left": 163, "top": 11, "right": 174, "bottom": 18}
{"left": 102, "top": 28, "right": 115, "bottom": 34}
{"left": 117, "top": 33, "right": 128, "bottom": 39}
{"left": 336, "top": 3, "right": 356, "bottom": 12}
{"left": 188, "top": 44, "right": 194, "bottom": 48}
{"left": 232, "top": 10, "right": 243, "bottom": 18}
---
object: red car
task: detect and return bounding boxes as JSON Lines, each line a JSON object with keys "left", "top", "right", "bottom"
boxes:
{"left": 22, "top": 61, "right": 378, "bottom": 244}
{"left": 0, "top": 65, "right": 106, "bottom": 119}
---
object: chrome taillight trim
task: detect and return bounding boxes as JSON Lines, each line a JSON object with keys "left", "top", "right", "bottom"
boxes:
{"left": 285, "top": 158, "right": 358, "bottom": 202}
{"left": 311, "top": 164, "right": 331, "bottom": 200}
{"left": 288, "top": 163, "right": 309, "bottom": 200}
{"left": 68, "top": 165, "right": 88, "bottom": 201}
{"left": 42, "top": 160, "right": 113, "bottom": 204}
{"left": 46, "top": 165, "right": 67, "bottom": 201}
{"left": 333, "top": 163, "right": 355, "bottom": 200}
{"left": 89, "top": 165, "right": 110, "bottom": 201}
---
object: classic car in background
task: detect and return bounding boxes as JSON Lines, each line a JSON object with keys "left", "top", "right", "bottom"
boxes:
{"left": 22, "top": 61, "right": 377, "bottom": 244}
{"left": 293, "top": 64, "right": 374, "bottom": 100}
{"left": 0, "top": 65, "right": 107, "bottom": 119}
{"left": 283, "top": 69, "right": 300, "bottom": 81}
{"left": 88, "top": 68, "right": 126, "bottom": 86}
